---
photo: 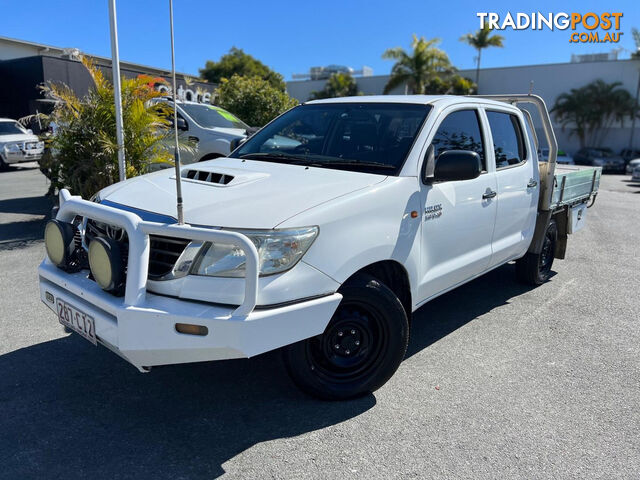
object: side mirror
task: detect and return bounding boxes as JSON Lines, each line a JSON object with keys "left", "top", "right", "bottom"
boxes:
{"left": 432, "top": 150, "right": 482, "bottom": 182}
{"left": 230, "top": 136, "right": 247, "bottom": 152}
{"left": 176, "top": 117, "right": 188, "bottom": 131}
{"left": 26, "top": 128, "right": 33, "bottom": 135}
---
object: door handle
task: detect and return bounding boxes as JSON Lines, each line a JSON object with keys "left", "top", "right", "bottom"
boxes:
{"left": 188, "top": 136, "right": 200, "bottom": 143}
{"left": 482, "top": 189, "right": 497, "bottom": 199}
{"left": 527, "top": 179, "right": 538, "bottom": 188}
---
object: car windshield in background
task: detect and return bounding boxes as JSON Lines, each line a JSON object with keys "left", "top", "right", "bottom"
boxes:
{"left": 181, "top": 104, "right": 249, "bottom": 130}
{"left": 0, "top": 121, "right": 27, "bottom": 135}
{"left": 231, "top": 103, "right": 431, "bottom": 175}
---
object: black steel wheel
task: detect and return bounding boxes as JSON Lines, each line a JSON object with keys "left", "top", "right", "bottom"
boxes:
{"left": 516, "top": 219, "right": 558, "bottom": 285}
{"left": 283, "top": 273, "right": 409, "bottom": 400}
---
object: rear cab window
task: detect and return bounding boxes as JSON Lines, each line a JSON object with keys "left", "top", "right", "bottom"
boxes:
{"left": 486, "top": 111, "right": 527, "bottom": 169}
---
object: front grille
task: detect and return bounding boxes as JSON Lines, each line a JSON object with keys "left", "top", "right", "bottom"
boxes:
{"left": 84, "top": 219, "right": 189, "bottom": 280}
{"left": 148, "top": 236, "right": 190, "bottom": 278}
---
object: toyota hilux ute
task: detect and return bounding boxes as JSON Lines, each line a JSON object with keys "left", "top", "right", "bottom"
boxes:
{"left": 39, "top": 95, "right": 601, "bottom": 400}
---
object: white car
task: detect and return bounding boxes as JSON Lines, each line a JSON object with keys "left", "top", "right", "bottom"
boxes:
{"left": 539, "top": 148, "right": 574, "bottom": 165}
{"left": 632, "top": 164, "right": 640, "bottom": 182}
{"left": 38, "top": 95, "right": 601, "bottom": 400}
{"left": 626, "top": 158, "right": 640, "bottom": 175}
{"left": 0, "top": 118, "right": 44, "bottom": 169}
{"left": 153, "top": 100, "right": 250, "bottom": 164}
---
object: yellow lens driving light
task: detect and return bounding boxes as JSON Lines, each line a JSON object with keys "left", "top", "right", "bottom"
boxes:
{"left": 44, "top": 220, "right": 75, "bottom": 268}
{"left": 88, "top": 237, "right": 124, "bottom": 292}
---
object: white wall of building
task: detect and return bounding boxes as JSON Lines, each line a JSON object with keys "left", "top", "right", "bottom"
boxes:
{"left": 287, "top": 59, "right": 640, "bottom": 154}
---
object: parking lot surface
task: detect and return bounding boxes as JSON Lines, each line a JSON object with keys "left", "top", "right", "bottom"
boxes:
{"left": 0, "top": 164, "right": 638, "bottom": 479}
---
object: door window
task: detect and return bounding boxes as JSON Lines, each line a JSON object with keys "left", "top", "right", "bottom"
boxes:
{"left": 486, "top": 111, "right": 526, "bottom": 169}
{"left": 430, "top": 109, "right": 486, "bottom": 171}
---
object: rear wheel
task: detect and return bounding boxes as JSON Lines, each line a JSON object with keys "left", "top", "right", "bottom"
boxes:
{"left": 283, "top": 273, "right": 409, "bottom": 400}
{"left": 516, "top": 219, "right": 557, "bottom": 285}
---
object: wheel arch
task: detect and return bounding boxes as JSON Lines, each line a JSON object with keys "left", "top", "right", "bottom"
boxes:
{"left": 344, "top": 260, "right": 412, "bottom": 319}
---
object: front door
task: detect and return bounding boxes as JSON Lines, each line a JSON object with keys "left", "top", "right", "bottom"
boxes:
{"left": 418, "top": 108, "right": 498, "bottom": 303}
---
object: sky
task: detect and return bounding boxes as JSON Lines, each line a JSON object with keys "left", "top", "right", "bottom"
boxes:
{"left": 1, "top": 0, "right": 638, "bottom": 81}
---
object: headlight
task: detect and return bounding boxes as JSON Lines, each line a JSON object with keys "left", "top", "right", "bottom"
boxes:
{"left": 37, "top": 141, "right": 45, "bottom": 149}
{"left": 4, "top": 143, "right": 21, "bottom": 153}
{"left": 187, "top": 227, "right": 318, "bottom": 278}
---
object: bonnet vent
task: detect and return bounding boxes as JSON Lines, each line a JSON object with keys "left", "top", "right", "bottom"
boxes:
{"left": 182, "top": 169, "right": 234, "bottom": 185}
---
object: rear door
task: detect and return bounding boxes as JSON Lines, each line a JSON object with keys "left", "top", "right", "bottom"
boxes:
{"left": 417, "top": 107, "right": 498, "bottom": 302}
{"left": 484, "top": 108, "right": 538, "bottom": 266}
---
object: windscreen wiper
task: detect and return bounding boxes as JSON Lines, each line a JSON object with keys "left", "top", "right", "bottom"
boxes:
{"left": 239, "top": 152, "right": 308, "bottom": 163}
{"left": 315, "top": 160, "right": 397, "bottom": 170}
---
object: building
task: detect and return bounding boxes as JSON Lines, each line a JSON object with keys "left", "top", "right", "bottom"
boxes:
{"left": 287, "top": 58, "right": 640, "bottom": 154}
{"left": 0, "top": 36, "right": 214, "bottom": 129}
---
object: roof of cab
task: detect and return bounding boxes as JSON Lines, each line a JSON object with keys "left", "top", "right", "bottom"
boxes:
{"left": 304, "top": 94, "right": 514, "bottom": 109}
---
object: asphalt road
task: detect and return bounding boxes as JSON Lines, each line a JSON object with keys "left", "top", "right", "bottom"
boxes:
{"left": 0, "top": 164, "right": 638, "bottom": 479}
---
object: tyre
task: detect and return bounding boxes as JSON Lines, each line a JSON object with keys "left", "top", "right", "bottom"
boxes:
{"left": 0, "top": 155, "right": 8, "bottom": 171}
{"left": 516, "top": 219, "right": 557, "bottom": 285}
{"left": 283, "top": 273, "right": 409, "bottom": 400}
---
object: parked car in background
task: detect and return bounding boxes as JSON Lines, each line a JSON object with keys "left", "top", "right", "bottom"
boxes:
{"left": 0, "top": 118, "right": 45, "bottom": 169}
{"left": 573, "top": 147, "right": 625, "bottom": 173}
{"left": 632, "top": 164, "right": 640, "bottom": 182}
{"left": 153, "top": 99, "right": 252, "bottom": 164}
{"left": 557, "top": 150, "right": 574, "bottom": 165}
{"left": 620, "top": 148, "right": 640, "bottom": 165}
{"left": 538, "top": 148, "right": 573, "bottom": 165}
{"left": 625, "top": 157, "right": 640, "bottom": 175}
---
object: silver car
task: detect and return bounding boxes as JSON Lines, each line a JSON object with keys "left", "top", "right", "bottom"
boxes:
{"left": 0, "top": 118, "right": 44, "bottom": 169}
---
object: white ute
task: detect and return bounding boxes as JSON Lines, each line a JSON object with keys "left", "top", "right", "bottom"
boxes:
{"left": 39, "top": 95, "right": 601, "bottom": 399}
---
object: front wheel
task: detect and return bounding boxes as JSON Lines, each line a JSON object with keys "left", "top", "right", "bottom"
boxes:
{"left": 516, "top": 219, "right": 558, "bottom": 285}
{"left": 283, "top": 273, "right": 409, "bottom": 400}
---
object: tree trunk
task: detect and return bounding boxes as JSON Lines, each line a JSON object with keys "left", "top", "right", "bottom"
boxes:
{"left": 476, "top": 49, "right": 482, "bottom": 90}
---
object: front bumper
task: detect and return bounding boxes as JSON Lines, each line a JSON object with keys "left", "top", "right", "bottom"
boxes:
{"left": 39, "top": 189, "right": 342, "bottom": 371}
{"left": 4, "top": 149, "right": 43, "bottom": 164}
{"left": 39, "top": 261, "right": 342, "bottom": 370}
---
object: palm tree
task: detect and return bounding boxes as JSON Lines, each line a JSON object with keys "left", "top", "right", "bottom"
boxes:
{"left": 460, "top": 23, "right": 504, "bottom": 86}
{"left": 552, "top": 80, "right": 636, "bottom": 148}
{"left": 382, "top": 35, "right": 453, "bottom": 94}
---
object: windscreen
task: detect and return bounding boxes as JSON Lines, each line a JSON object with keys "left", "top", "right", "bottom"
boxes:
{"left": 0, "top": 122, "right": 27, "bottom": 135}
{"left": 181, "top": 104, "right": 249, "bottom": 130}
{"left": 231, "top": 103, "right": 431, "bottom": 175}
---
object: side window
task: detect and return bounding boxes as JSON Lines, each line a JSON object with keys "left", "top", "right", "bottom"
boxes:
{"left": 486, "top": 111, "right": 526, "bottom": 169}
{"left": 430, "top": 109, "right": 486, "bottom": 171}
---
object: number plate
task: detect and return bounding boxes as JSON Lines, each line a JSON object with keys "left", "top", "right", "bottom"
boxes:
{"left": 57, "top": 299, "right": 97, "bottom": 345}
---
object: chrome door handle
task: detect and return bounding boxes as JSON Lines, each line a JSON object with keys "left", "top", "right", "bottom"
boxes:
{"left": 527, "top": 179, "right": 538, "bottom": 188}
{"left": 482, "top": 189, "right": 497, "bottom": 199}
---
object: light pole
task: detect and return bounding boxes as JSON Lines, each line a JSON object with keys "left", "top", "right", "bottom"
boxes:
{"left": 108, "top": 0, "right": 126, "bottom": 181}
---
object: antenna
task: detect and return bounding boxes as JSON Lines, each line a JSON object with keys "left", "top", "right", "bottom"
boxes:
{"left": 169, "top": 0, "right": 184, "bottom": 224}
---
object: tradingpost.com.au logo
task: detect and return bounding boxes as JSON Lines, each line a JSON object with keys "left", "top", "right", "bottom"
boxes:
{"left": 477, "top": 12, "right": 623, "bottom": 44}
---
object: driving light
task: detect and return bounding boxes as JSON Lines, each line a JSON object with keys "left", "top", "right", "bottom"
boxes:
{"left": 191, "top": 227, "right": 318, "bottom": 277}
{"left": 88, "top": 237, "right": 124, "bottom": 292}
{"left": 44, "top": 220, "right": 76, "bottom": 268}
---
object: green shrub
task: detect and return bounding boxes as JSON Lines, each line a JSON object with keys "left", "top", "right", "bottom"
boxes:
{"left": 215, "top": 75, "right": 298, "bottom": 127}
{"left": 41, "top": 57, "right": 177, "bottom": 198}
